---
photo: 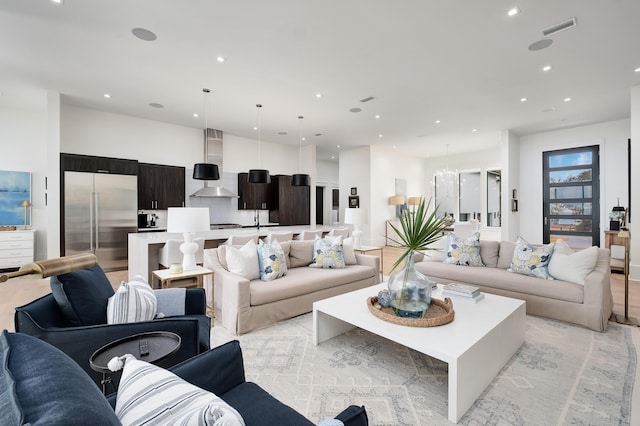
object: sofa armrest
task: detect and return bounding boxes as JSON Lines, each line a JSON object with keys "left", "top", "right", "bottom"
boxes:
{"left": 184, "top": 287, "right": 207, "bottom": 315}
{"left": 583, "top": 248, "right": 613, "bottom": 315}
{"left": 355, "top": 253, "right": 381, "bottom": 283}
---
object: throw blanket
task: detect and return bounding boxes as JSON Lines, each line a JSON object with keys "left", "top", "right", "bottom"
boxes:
{"left": 155, "top": 288, "right": 186, "bottom": 317}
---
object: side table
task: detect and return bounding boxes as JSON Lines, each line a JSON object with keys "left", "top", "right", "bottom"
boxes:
{"left": 355, "top": 245, "right": 384, "bottom": 281}
{"left": 152, "top": 266, "right": 215, "bottom": 321}
{"left": 89, "top": 331, "right": 181, "bottom": 395}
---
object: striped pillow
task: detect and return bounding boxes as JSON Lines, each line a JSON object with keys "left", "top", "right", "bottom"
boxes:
{"left": 106, "top": 275, "right": 157, "bottom": 324}
{"left": 115, "top": 355, "right": 245, "bottom": 425}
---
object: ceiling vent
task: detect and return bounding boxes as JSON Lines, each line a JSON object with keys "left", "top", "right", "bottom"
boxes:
{"left": 541, "top": 17, "right": 577, "bottom": 37}
{"left": 359, "top": 96, "right": 375, "bottom": 103}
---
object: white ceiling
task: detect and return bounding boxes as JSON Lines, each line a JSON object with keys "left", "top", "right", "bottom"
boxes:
{"left": 1, "top": 0, "right": 639, "bottom": 161}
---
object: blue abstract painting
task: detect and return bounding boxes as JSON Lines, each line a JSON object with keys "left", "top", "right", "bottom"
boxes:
{"left": 0, "top": 171, "right": 31, "bottom": 226}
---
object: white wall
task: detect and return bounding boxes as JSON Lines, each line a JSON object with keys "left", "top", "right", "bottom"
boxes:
{"left": 518, "top": 119, "right": 630, "bottom": 246}
{"left": 629, "top": 86, "right": 640, "bottom": 280}
{"left": 0, "top": 101, "right": 49, "bottom": 260}
{"left": 339, "top": 147, "right": 371, "bottom": 241}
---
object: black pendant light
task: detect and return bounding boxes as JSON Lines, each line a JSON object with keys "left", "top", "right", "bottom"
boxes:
{"left": 248, "top": 104, "right": 271, "bottom": 183}
{"left": 292, "top": 115, "right": 311, "bottom": 186}
{"left": 193, "top": 88, "right": 220, "bottom": 180}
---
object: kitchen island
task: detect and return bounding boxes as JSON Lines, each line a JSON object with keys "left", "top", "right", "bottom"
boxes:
{"left": 128, "top": 225, "right": 336, "bottom": 282}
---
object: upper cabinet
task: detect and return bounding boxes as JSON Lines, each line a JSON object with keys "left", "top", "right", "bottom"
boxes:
{"left": 237, "top": 172, "right": 271, "bottom": 210}
{"left": 60, "top": 153, "right": 138, "bottom": 175}
{"left": 138, "top": 163, "right": 185, "bottom": 210}
{"left": 269, "top": 175, "right": 310, "bottom": 225}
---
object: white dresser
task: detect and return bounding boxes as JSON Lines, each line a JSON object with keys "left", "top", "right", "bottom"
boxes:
{"left": 0, "top": 230, "right": 35, "bottom": 269}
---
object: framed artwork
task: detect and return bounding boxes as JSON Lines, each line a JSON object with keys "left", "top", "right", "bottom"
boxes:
{"left": 0, "top": 170, "right": 31, "bottom": 226}
{"left": 350, "top": 187, "right": 357, "bottom": 195}
{"left": 348, "top": 195, "right": 359, "bottom": 208}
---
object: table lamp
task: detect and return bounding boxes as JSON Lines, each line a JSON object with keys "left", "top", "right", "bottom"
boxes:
{"left": 166, "top": 207, "right": 210, "bottom": 271}
{"left": 388, "top": 195, "right": 406, "bottom": 218}
{"left": 20, "top": 200, "right": 31, "bottom": 229}
{"left": 344, "top": 208, "right": 367, "bottom": 249}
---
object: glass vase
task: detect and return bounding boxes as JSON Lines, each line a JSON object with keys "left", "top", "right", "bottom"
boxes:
{"left": 387, "top": 251, "right": 432, "bottom": 318}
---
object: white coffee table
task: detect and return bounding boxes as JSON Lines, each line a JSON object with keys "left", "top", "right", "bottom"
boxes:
{"left": 312, "top": 283, "right": 525, "bottom": 423}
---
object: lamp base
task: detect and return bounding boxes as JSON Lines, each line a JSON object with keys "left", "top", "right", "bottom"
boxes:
{"left": 180, "top": 232, "right": 198, "bottom": 271}
{"left": 615, "top": 314, "right": 640, "bottom": 327}
{"left": 352, "top": 227, "right": 363, "bottom": 250}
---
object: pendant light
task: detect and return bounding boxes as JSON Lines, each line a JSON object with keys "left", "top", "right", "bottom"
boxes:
{"left": 193, "top": 88, "right": 220, "bottom": 180}
{"left": 248, "top": 103, "right": 271, "bottom": 183}
{"left": 292, "top": 115, "right": 311, "bottom": 186}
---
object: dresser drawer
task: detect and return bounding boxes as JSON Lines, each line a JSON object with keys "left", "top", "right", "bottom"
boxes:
{"left": 0, "top": 247, "right": 33, "bottom": 258}
{"left": 0, "top": 240, "right": 33, "bottom": 250}
{"left": 0, "top": 231, "right": 33, "bottom": 242}
{"left": 0, "top": 256, "right": 33, "bottom": 269}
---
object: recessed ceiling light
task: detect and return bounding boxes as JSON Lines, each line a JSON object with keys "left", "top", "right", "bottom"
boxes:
{"left": 315, "top": 93, "right": 323, "bottom": 98}
{"left": 378, "top": 134, "right": 383, "bottom": 138}
{"left": 253, "top": 126, "right": 258, "bottom": 131}
{"left": 435, "top": 120, "right": 441, "bottom": 124}
{"left": 51, "top": 0, "right": 63, "bottom": 3}
{"left": 216, "top": 56, "right": 226, "bottom": 63}
{"left": 542, "top": 65, "right": 552, "bottom": 72}
{"left": 520, "top": 97, "right": 528, "bottom": 102}
{"left": 331, "top": 156, "right": 335, "bottom": 159}
{"left": 193, "top": 113, "right": 199, "bottom": 118}
{"left": 564, "top": 97, "right": 572, "bottom": 102}
{"left": 149, "top": 103, "right": 164, "bottom": 108}
{"left": 392, "top": 145, "right": 397, "bottom": 149}
{"left": 301, "top": 137, "right": 306, "bottom": 141}
{"left": 336, "top": 145, "right": 341, "bottom": 148}
{"left": 375, "top": 115, "right": 381, "bottom": 119}
{"left": 635, "top": 67, "right": 640, "bottom": 73}
{"left": 132, "top": 28, "right": 157, "bottom": 42}
{"left": 103, "top": 93, "right": 111, "bottom": 98}
{"left": 507, "top": 7, "right": 520, "bottom": 17}
{"left": 472, "top": 128, "right": 477, "bottom": 132}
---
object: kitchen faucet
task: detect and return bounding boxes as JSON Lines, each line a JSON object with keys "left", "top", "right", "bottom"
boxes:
{"left": 254, "top": 209, "right": 260, "bottom": 230}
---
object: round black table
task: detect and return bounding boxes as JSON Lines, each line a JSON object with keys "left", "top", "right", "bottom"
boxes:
{"left": 89, "top": 331, "right": 181, "bottom": 395}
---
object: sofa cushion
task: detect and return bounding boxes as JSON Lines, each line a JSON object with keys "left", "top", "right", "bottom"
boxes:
{"left": 310, "top": 236, "right": 346, "bottom": 269}
{"left": 479, "top": 240, "right": 501, "bottom": 268}
{"left": 50, "top": 264, "right": 115, "bottom": 326}
{"left": 226, "top": 240, "right": 260, "bottom": 280}
{"left": 444, "top": 231, "right": 484, "bottom": 266}
{"left": 324, "top": 235, "right": 357, "bottom": 265}
{"left": 250, "top": 265, "right": 375, "bottom": 306}
{"left": 289, "top": 240, "right": 315, "bottom": 268}
{"left": 257, "top": 239, "right": 288, "bottom": 281}
{"left": 497, "top": 241, "right": 517, "bottom": 269}
{"left": 508, "top": 236, "right": 554, "bottom": 279}
{"left": 107, "top": 275, "right": 157, "bottom": 324}
{"left": 115, "top": 355, "right": 244, "bottom": 425}
{"left": 0, "top": 330, "right": 120, "bottom": 426}
{"left": 548, "top": 240, "right": 599, "bottom": 285}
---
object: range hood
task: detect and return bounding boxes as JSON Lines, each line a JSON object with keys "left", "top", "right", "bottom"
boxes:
{"left": 191, "top": 128, "right": 238, "bottom": 198}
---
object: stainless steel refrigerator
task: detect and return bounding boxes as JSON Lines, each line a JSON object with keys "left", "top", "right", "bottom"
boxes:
{"left": 64, "top": 171, "right": 137, "bottom": 271}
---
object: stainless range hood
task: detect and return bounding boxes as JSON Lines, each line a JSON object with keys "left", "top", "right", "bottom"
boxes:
{"left": 191, "top": 128, "right": 238, "bottom": 198}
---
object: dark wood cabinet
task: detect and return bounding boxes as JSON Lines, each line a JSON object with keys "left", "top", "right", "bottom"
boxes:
{"left": 138, "top": 163, "right": 185, "bottom": 210}
{"left": 61, "top": 153, "right": 138, "bottom": 175}
{"left": 269, "top": 174, "right": 310, "bottom": 225}
{"left": 237, "top": 173, "right": 271, "bottom": 210}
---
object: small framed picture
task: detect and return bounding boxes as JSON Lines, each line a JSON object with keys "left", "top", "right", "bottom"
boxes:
{"left": 349, "top": 195, "right": 359, "bottom": 208}
{"left": 350, "top": 187, "right": 357, "bottom": 196}
{"left": 512, "top": 189, "right": 517, "bottom": 199}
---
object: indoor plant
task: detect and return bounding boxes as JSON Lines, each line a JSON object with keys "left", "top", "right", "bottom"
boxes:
{"left": 387, "top": 197, "right": 448, "bottom": 318}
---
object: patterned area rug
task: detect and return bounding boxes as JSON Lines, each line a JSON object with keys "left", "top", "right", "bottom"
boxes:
{"left": 212, "top": 314, "right": 638, "bottom": 425}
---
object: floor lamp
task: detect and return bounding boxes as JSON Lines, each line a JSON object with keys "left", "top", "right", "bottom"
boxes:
{"left": 615, "top": 230, "right": 639, "bottom": 326}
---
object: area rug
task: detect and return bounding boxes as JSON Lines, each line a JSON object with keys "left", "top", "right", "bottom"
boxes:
{"left": 212, "top": 315, "right": 638, "bottom": 425}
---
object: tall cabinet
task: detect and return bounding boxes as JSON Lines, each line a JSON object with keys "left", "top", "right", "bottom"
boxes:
{"left": 269, "top": 175, "right": 310, "bottom": 225}
{"left": 138, "top": 163, "right": 185, "bottom": 210}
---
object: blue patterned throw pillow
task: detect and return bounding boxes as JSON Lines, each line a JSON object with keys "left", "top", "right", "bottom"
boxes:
{"left": 508, "top": 236, "right": 555, "bottom": 279}
{"left": 257, "top": 239, "right": 288, "bottom": 281}
{"left": 443, "top": 231, "right": 484, "bottom": 266}
{"left": 309, "top": 236, "right": 346, "bottom": 269}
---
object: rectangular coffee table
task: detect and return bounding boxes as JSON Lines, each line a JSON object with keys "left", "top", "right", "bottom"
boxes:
{"left": 313, "top": 283, "right": 525, "bottom": 423}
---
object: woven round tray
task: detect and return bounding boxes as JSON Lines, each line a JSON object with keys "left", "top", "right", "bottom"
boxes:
{"left": 366, "top": 296, "right": 455, "bottom": 327}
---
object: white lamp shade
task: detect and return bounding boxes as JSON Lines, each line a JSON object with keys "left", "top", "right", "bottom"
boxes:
{"left": 167, "top": 207, "right": 210, "bottom": 233}
{"left": 344, "top": 208, "right": 367, "bottom": 225}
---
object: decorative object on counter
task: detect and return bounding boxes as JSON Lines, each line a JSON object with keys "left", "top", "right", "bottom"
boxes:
{"left": 388, "top": 195, "right": 406, "bottom": 218}
{"left": 366, "top": 295, "right": 454, "bottom": 327}
{"left": 348, "top": 195, "right": 359, "bottom": 208}
{"left": 344, "top": 208, "right": 367, "bottom": 249}
{"left": 292, "top": 115, "right": 311, "bottom": 186}
{"left": 0, "top": 225, "right": 17, "bottom": 231}
{"left": 609, "top": 199, "right": 626, "bottom": 231}
{"left": 387, "top": 197, "right": 448, "bottom": 318}
{"left": 377, "top": 289, "right": 391, "bottom": 307}
{"left": 248, "top": 104, "right": 271, "bottom": 184}
{"left": 166, "top": 207, "right": 210, "bottom": 271}
{"left": 20, "top": 200, "right": 31, "bottom": 229}
{"left": 169, "top": 263, "right": 183, "bottom": 274}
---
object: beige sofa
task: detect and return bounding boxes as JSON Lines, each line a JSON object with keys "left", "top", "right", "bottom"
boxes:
{"left": 414, "top": 240, "right": 613, "bottom": 332}
{"left": 204, "top": 240, "right": 380, "bottom": 335}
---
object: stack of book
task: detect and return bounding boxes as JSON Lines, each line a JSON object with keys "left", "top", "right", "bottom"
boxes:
{"left": 442, "top": 283, "right": 484, "bottom": 303}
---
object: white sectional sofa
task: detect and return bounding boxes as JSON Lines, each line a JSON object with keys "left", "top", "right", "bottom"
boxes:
{"left": 204, "top": 239, "right": 380, "bottom": 335}
{"left": 414, "top": 240, "right": 613, "bottom": 331}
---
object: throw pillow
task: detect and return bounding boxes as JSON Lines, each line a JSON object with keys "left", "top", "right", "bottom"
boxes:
{"left": 508, "top": 236, "right": 555, "bottom": 279}
{"left": 324, "top": 235, "right": 357, "bottom": 265}
{"left": 443, "top": 231, "right": 484, "bottom": 266}
{"left": 225, "top": 240, "right": 260, "bottom": 280}
{"left": 289, "top": 240, "right": 315, "bottom": 268}
{"left": 0, "top": 331, "right": 120, "bottom": 426}
{"left": 548, "top": 240, "right": 599, "bottom": 285}
{"left": 257, "top": 239, "right": 288, "bottom": 281}
{"left": 309, "top": 236, "right": 346, "bottom": 269}
{"left": 49, "top": 264, "right": 115, "bottom": 326}
{"left": 115, "top": 355, "right": 245, "bottom": 426}
{"left": 107, "top": 275, "right": 157, "bottom": 324}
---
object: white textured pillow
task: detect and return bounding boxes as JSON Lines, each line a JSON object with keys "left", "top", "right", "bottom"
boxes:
{"left": 115, "top": 355, "right": 245, "bottom": 426}
{"left": 225, "top": 240, "right": 260, "bottom": 280}
{"left": 324, "top": 235, "right": 356, "bottom": 265}
{"left": 548, "top": 240, "right": 599, "bottom": 285}
{"left": 107, "top": 275, "right": 157, "bottom": 324}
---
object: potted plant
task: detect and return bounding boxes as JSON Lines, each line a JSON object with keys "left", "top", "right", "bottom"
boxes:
{"left": 387, "top": 197, "right": 448, "bottom": 318}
